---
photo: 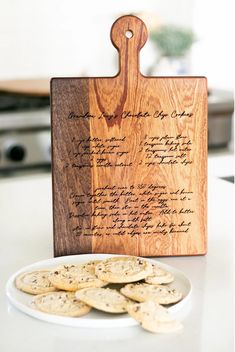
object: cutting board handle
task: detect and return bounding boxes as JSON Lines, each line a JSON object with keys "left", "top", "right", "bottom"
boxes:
{"left": 111, "top": 15, "right": 148, "bottom": 77}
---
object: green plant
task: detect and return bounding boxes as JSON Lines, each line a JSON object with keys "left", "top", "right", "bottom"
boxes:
{"left": 150, "top": 26, "right": 195, "bottom": 57}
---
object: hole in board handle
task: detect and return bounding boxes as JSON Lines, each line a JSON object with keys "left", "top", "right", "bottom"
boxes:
{"left": 125, "top": 30, "right": 133, "bottom": 39}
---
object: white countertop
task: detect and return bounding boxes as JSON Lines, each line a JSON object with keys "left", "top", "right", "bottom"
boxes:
{"left": 0, "top": 172, "right": 233, "bottom": 352}
{"left": 208, "top": 151, "right": 234, "bottom": 178}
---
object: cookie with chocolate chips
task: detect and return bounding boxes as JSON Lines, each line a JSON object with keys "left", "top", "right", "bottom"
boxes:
{"left": 15, "top": 270, "right": 56, "bottom": 295}
{"left": 121, "top": 283, "right": 182, "bottom": 304}
{"left": 95, "top": 256, "right": 153, "bottom": 283}
{"left": 31, "top": 291, "right": 91, "bottom": 317}
{"left": 75, "top": 287, "right": 131, "bottom": 313}
{"left": 48, "top": 261, "right": 108, "bottom": 291}
{"left": 126, "top": 300, "right": 183, "bottom": 333}
{"left": 145, "top": 264, "right": 174, "bottom": 285}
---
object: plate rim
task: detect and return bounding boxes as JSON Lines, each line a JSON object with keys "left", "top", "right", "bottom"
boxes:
{"left": 6, "top": 253, "right": 192, "bottom": 328}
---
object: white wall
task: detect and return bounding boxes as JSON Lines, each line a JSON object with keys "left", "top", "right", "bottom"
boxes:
{"left": 191, "top": 0, "right": 234, "bottom": 90}
{"left": 1, "top": 0, "right": 233, "bottom": 90}
{"left": 0, "top": 0, "right": 194, "bottom": 79}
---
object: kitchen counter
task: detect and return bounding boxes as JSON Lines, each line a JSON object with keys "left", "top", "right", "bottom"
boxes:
{"left": 0, "top": 173, "right": 233, "bottom": 352}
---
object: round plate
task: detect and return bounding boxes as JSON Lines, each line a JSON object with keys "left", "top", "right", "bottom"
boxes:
{"left": 6, "top": 254, "right": 191, "bottom": 328}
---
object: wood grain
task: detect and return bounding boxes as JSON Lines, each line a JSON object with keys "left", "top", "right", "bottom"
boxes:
{"left": 51, "top": 78, "right": 93, "bottom": 256}
{"left": 51, "top": 15, "right": 207, "bottom": 257}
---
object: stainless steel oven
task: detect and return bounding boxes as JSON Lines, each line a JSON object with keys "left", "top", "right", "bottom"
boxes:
{"left": 0, "top": 86, "right": 51, "bottom": 173}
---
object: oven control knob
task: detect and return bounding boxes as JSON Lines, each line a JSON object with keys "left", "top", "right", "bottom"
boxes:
{"left": 6, "top": 145, "right": 26, "bottom": 162}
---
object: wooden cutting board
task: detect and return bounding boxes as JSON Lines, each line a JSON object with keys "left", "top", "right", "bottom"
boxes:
{"left": 51, "top": 15, "right": 207, "bottom": 257}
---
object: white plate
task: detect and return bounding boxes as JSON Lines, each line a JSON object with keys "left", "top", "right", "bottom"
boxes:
{"left": 6, "top": 254, "right": 191, "bottom": 328}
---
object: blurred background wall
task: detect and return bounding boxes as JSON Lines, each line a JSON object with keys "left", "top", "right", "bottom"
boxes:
{"left": 0, "top": 0, "right": 233, "bottom": 90}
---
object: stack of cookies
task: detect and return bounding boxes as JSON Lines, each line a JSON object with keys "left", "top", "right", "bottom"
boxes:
{"left": 15, "top": 256, "right": 183, "bottom": 334}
